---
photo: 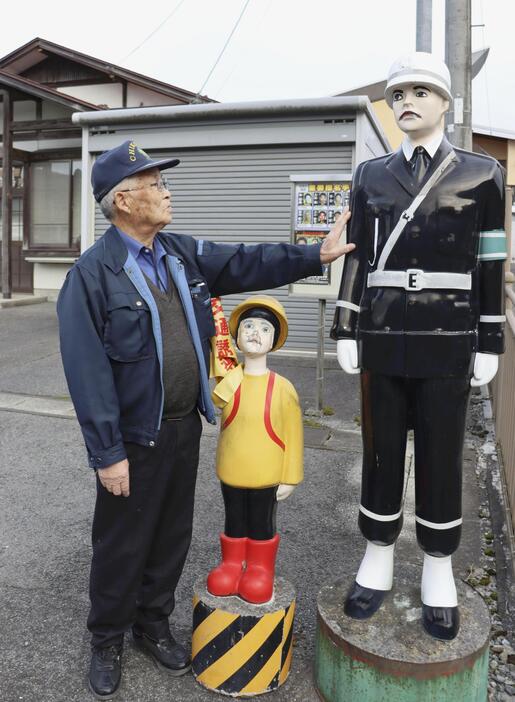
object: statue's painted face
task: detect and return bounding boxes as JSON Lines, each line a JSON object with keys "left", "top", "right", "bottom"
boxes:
{"left": 237, "top": 317, "right": 275, "bottom": 357}
{"left": 391, "top": 84, "right": 449, "bottom": 138}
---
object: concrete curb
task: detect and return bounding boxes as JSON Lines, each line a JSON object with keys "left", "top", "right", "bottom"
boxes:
{"left": 0, "top": 391, "right": 75, "bottom": 419}
{"left": 0, "top": 294, "right": 48, "bottom": 308}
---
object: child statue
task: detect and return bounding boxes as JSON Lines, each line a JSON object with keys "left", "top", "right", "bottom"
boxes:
{"left": 207, "top": 295, "right": 303, "bottom": 604}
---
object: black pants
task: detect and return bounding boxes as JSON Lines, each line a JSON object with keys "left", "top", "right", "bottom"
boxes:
{"left": 358, "top": 371, "right": 471, "bottom": 557}
{"left": 221, "top": 483, "right": 278, "bottom": 540}
{"left": 87, "top": 410, "right": 202, "bottom": 648}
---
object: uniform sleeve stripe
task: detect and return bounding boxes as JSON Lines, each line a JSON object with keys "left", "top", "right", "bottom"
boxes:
{"left": 479, "top": 315, "right": 506, "bottom": 323}
{"left": 336, "top": 300, "right": 360, "bottom": 313}
{"left": 480, "top": 230, "right": 506, "bottom": 238}
{"left": 197, "top": 239, "right": 204, "bottom": 255}
{"left": 479, "top": 233, "right": 507, "bottom": 256}
{"left": 478, "top": 252, "right": 507, "bottom": 261}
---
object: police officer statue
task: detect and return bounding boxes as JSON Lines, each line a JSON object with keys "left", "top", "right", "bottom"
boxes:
{"left": 331, "top": 53, "right": 506, "bottom": 640}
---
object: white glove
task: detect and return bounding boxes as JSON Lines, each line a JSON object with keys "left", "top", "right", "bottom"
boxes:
{"left": 470, "top": 352, "right": 499, "bottom": 387}
{"left": 276, "top": 484, "right": 296, "bottom": 501}
{"left": 337, "top": 339, "right": 360, "bottom": 374}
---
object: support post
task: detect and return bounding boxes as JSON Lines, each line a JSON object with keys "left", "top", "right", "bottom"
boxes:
{"left": 505, "top": 186, "right": 514, "bottom": 283}
{"left": 445, "top": 0, "right": 473, "bottom": 150}
{"left": 315, "top": 298, "right": 326, "bottom": 412}
{"left": 80, "top": 126, "right": 93, "bottom": 254}
{"left": 416, "top": 0, "right": 433, "bottom": 52}
{"left": 1, "top": 89, "right": 12, "bottom": 299}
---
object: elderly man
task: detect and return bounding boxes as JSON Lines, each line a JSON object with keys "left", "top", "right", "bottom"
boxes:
{"left": 57, "top": 140, "right": 353, "bottom": 699}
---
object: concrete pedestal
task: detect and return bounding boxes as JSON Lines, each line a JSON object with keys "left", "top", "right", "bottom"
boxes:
{"left": 192, "top": 577, "right": 296, "bottom": 696}
{"left": 315, "top": 576, "right": 490, "bottom": 702}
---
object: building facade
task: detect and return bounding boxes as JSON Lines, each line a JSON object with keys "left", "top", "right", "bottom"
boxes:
{"left": 0, "top": 38, "right": 212, "bottom": 296}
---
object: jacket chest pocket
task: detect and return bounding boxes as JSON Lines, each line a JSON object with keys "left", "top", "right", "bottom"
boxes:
{"left": 435, "top": 196, "right": 478, "bottom": 259}
{"left": 104, "top": 293, "right": 153, "bottom": 362}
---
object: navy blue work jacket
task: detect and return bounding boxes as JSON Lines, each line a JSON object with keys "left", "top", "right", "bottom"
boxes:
{"left": 57, "top": 225, "right": 322, "bottom": 469}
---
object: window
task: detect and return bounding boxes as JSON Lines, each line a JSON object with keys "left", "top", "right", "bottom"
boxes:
{"left": 0, "top": 166, "right": 25, "bottom": 243}
{"left": 0, "top": 197, "right": 23, "bottom": 242}
{"left": 29, "top": 159, "right": 81, "bottom": 250}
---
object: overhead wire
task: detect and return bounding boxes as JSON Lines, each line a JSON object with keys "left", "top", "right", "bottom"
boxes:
{"left": 212, "top": 0, "right": 273, "bottom": 98}
{"left": 120, "top": 0, "right": 189, "bottom": 62}
{"left": 192, "top": 0, "right": 252, "bottom": 101}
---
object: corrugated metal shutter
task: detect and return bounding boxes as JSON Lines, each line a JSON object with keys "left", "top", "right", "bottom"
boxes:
{"left": 95, "top": 143, "right": 352, "bottom": 353}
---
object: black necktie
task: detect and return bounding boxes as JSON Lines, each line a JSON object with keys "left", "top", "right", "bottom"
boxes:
{"left": 410, "top": 145, "right": 431, "bottom": 185}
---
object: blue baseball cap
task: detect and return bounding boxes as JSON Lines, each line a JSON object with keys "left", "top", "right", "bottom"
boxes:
{"left": 91, "top": 140, "right": 180, "bottom": 202}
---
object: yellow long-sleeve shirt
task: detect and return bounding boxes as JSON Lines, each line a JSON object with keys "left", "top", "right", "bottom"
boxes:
{"left": 213, "top": 369, "right": 303, "bottom": 489}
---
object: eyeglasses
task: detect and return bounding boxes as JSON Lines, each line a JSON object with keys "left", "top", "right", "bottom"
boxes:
{"left": 118, "top": 178, "right": 169, "bottom": 194}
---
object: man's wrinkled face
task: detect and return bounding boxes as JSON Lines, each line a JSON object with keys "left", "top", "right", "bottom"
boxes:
{"left": 116, "top": 167, "right": 172, "bottom": 229}
{"left": 237, "top": 317, "right": 275, "bottom": 357}
{"left": 391, "top": 84, "right": 449, "bottom": 138}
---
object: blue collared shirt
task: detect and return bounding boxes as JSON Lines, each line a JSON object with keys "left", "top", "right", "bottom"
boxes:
{"left": 116, "top": 227, "right": 168, "bottom": 292}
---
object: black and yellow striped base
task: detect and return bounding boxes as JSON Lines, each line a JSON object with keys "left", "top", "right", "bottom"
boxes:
{"left": 192, "top": 577, "right": 296, "bottom": 696}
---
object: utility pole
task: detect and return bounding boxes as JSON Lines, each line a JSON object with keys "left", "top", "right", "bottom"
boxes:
{"left": 416, "top": 0, "right": 432, "bottom": 52}
{"left": 445, "top": 0, "right": 472, "bottom": 150}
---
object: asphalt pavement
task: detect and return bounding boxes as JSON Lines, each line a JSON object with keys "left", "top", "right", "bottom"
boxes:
{"left": 0, "top": 301, "right": 497, "bottom": 702}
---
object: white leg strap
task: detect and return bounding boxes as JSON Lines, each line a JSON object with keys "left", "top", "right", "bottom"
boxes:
{"left": 356, "top": 541, "right": 395, "bottom": 591}
{"left": 421, "top": 554, "right": 458, "bottom": 607}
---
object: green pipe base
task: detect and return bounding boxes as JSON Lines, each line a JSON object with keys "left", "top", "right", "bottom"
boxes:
{"left": 314, "top": 576, "right": 490, "bottom": 702}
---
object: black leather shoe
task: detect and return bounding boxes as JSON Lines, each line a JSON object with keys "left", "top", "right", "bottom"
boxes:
{"left": 422, "top": 604, "right": 460, "bottom": 640}
{"left": 133, "top": 627, "right": 191, "bottom": 676}
{"left": 344, "top": 581, "right": 388, "bottom": 620}
{"left": 88, "top": 644, "right": 122, "bottom": 700}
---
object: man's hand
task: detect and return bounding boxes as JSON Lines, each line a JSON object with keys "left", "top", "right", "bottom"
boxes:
{"left": 320, "top": 208, "right": 355, "bottom": 264}
{"left": 98, "top": 459, "right": 130, "bottom": 497}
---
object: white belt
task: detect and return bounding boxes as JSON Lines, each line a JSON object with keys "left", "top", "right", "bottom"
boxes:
{"left": 367, "top": 269, "right": 472, "bottom": 291}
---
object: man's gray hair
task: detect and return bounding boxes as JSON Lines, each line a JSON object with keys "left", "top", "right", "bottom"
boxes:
{"left": 99, "top": 176, "right": 133, "bottom": 221}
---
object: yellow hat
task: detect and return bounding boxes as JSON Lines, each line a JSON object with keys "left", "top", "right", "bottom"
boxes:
{"left": 229, "top": 295, "right": 288, "bottom": 351}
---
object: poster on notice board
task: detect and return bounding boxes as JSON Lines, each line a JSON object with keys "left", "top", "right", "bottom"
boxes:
{"left": 292, "top": 181, "right": 350, "bottom": 289}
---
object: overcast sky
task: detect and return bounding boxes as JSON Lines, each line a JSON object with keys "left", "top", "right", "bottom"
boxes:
{"left": 2, "top": 0, "right": 513, "bottom": 132}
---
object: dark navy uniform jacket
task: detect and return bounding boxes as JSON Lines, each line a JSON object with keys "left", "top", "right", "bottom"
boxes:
{"left": 57, "top": 225, "right": 322, "bottom": 469}
{"left": 331, "top": 137, "right": 506, "bottom": 377}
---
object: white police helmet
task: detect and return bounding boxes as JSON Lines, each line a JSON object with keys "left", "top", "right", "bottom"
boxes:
{"left": 384, "top": 52, "right": 452, "bottom": 107}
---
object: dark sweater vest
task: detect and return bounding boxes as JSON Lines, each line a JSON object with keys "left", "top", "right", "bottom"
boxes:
{"left": 145, "top": 271, "right": 200, "bottom": 419}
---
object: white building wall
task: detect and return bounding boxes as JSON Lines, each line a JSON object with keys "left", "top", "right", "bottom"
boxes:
{"left": 32, "top": 261, "right": 78, "bottom": 300}
{"left": 126, "top": 84, "right": 181, "bottom": 107}
{"left": 56, "top": 83, "right": 124, "bottom": 108}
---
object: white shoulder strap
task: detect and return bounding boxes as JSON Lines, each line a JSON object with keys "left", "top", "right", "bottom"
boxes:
{"left": 376, "top": 150, "right": 456, "bottom": 271}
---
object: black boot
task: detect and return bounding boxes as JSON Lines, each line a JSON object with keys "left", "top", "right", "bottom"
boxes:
{"left": 422, "top": 604, "right": 460, "bottom": 640}
{"left": 344, "top": 581, "right": 388, "bottom": 619}
{"left": 133, "top": 626, "right": 191, "bottom": 676}
{"left": 88, "top": 644, "right": 122, "bottom": 700}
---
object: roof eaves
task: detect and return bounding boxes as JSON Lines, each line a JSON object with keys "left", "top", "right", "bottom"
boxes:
{"left": 0, "top": 37, "right": 215, "bottom": 104}
{"left": 0, "top": 69, "right": 100, "bottom": 111}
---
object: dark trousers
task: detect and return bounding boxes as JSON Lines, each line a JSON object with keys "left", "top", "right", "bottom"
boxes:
{"left": 221, "top": 483, "right": 278, "bottom": 540}
{"left": 358, "top": 371, "right": 471, "bottom": 557}
{"left": 87, "top": 410, "right": 202, "bottom": 648}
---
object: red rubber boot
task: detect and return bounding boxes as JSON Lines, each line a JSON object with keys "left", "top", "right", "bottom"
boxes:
{"left": 238, "top": 535, "right": 280, "bottom": 604}
{"left": 207, "top": 534, "right": 248, "bottom": 597}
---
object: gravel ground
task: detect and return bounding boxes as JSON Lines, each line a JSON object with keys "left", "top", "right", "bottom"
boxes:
{"left": 467, "top": 393, "right": 515, "bottom": 702}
